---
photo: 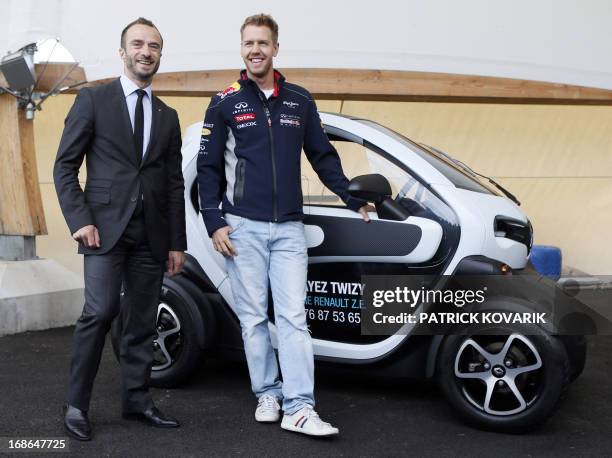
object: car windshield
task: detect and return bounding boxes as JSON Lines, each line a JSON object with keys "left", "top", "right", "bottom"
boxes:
{"left": 357, "top": 120, "right": 503, "bottom": 197}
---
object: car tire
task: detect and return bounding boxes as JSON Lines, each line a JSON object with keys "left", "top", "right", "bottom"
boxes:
{"left": 111, "top": 276, "right": 207, "bottom": 388}
{"left": 560, "top": 335, "right": 587, "bottom": 383}
{"left": 437, "top": 322, "right": 569, "bottom": 433}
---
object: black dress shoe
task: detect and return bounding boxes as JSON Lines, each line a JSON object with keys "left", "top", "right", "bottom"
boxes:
{"left": 63, "top": 404, "right": 91, "bottom": 441}
{"left": 122, "top": 406, "right": 180, "bottom": 428}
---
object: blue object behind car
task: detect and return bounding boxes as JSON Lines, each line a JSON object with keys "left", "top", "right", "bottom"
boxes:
{"left": 530, "top": 245, "right": 562, "bottom": 280}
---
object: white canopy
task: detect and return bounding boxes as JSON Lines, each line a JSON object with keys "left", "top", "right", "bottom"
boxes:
{"left": 2, "top": 0, "right": 612, "bottom": 89}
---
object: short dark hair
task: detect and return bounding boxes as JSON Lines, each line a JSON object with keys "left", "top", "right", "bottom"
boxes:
{"left": 240, "top": 14, "right": 279, "bottom": 44}
{"left": 120, "top": 17, "right": 163, "bottom": 49}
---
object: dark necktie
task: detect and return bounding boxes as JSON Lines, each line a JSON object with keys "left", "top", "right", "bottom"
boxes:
{"left": 133, "top": 89, "right": 146, "bottom": 165}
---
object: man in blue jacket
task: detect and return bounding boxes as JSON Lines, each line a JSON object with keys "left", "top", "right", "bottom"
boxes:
{"left": 197, "top": 13, "right": 372, "bottom": 437}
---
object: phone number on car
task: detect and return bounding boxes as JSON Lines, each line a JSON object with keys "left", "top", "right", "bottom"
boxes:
{"left": 305, "top": 308, "right": 361, "bottom": 324}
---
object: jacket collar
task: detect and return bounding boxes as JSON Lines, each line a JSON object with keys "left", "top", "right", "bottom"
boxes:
{"left": 240, "top": 69, "right": 285, "bottom": 97}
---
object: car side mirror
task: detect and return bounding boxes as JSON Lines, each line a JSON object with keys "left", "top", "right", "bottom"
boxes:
{"left": 347, "top": 174, "right": 392, "bottom": 203}
{"left": 348, "top": 174, "right": 411, "bottom": 221}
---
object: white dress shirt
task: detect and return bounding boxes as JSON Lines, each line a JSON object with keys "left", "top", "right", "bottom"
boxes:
{"left": 120, "top": 74, "right": 152, "bottom": 157}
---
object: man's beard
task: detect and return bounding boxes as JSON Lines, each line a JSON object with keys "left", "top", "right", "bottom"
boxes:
{"left": 247, "top": 58, "right": 272, "bottom": 78}
{"left": 126, "top": 56, "right": 160, "bottom": 81}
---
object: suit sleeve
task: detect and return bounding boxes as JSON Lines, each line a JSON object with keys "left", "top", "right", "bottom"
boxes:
{"left": 166, "top": 109, "right": 187, "bottom": 251}
{"left": 197, "top": 100, "right": 229, "bottom": 237}
{"left": 53, "top": 88, "right": 95, "bottom": 234}
{"left": 303, "top": 97, "right": 367, "bottom": 212}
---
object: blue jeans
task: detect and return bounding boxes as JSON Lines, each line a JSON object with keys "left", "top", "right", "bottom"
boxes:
{"left": 224, "top": 213, "right": 314, "bottom": 415}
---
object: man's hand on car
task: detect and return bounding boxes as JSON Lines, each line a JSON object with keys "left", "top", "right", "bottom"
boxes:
{"left": 358, "top": 204, "right": 377, "bottom": 223}
{"left": 72, "top": 225, "right": 100, "bottom": 248}
{"left": 212, "top": 226, "right": 238, "bottom": 257}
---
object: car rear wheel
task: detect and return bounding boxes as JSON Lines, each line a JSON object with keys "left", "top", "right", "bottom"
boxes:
{"left": 437, "top": 324, "right": 569, "bottom": 433}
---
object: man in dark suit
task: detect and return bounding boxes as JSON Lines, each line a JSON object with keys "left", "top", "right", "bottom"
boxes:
{"left": 53, "top": 17, "right": 186, "bottom": 441}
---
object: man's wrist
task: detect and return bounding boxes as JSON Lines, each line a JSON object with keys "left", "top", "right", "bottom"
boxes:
{"left": 202, "top": 207, "right": 227, "bottom": 237}
{"left": 345, "top": 196, "right": 368, "bottom": 212}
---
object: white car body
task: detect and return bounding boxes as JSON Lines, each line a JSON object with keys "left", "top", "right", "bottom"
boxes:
{"left": 180, "top": 113, "right": 530, "bottom": 361}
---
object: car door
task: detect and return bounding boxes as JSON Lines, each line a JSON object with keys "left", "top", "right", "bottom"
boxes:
{"left": 299, "top": 121, "right": 451, "bottom": 350}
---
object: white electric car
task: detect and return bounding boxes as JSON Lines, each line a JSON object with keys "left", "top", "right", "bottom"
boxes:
{"left": 113, "top": 113, "right": 586, "bottom": 432}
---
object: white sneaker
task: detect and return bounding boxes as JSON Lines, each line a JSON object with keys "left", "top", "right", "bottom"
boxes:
{"left": 281, "top": 406, "right": 339, "bottom": 437}
{"left": 255, "top": 395, "right": 281, "bottom": 423}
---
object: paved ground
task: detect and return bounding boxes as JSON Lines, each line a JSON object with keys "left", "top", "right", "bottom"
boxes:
{"left": 0, "top": 327, "right": 611, "bottom": 457}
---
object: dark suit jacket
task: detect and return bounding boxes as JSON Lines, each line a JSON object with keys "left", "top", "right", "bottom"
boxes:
{"left": 53, "top": 78, "right": 187, "bottom": 261}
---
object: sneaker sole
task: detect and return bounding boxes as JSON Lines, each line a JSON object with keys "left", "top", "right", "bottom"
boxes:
{"left": 280, "top": 423, "right": 339, "bottom": 437}
{"left": 255, "top": 415, "right": 280, "bottom": 423}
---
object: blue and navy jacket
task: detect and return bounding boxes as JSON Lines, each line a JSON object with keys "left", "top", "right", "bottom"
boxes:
{"left": 197, "top": 70, "right": 365, "bottom": 236}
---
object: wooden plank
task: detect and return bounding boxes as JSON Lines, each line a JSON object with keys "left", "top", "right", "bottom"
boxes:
{"left": 0, "top": 94, "right": 47, "bottom": 235}
{"left": 145, "top": 69, "right": 612, "bottom": 104}
{"left": 4, "top": 64, "right": 612, "bottom": 103}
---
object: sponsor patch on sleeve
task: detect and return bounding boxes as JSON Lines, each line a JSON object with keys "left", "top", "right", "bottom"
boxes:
{"left": 199, "top": 123, "right": 214, "bottom": 154}
{"left": 198, "top": 140, "right": 207, "bottom": 155}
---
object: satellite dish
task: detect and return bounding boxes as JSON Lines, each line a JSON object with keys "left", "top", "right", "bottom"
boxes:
{"left": 0, "top": 38, "right": 85, "bottom": 119}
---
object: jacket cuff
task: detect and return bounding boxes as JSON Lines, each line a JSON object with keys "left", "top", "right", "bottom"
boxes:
{"left": 345, "top": 196, "right": 368, "bottom": 212}
{"left": 67, "top": 212, "right": 94, "bottom": 235}
{"left": 202, "top": 209, "right": 228, "bottom": 237}
{"left": 169, "top": 241, "right": 187, "bottom": 252}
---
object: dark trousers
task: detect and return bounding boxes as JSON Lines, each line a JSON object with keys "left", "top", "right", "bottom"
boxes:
{"left": 66, "top": 210, "right": 164, "bottom": 412}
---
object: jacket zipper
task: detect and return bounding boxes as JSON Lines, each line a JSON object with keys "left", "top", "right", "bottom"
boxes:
{"left": 257, "top": 90, "right": 278, "bottom": 221}
{"left": 234, "top": 158, "right": 246, "bottom": 205}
